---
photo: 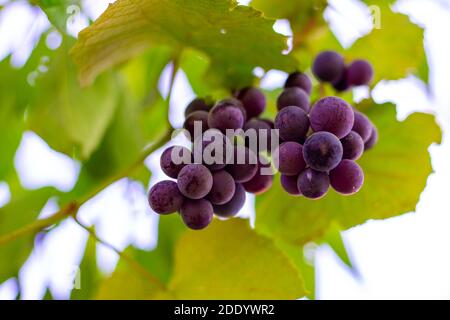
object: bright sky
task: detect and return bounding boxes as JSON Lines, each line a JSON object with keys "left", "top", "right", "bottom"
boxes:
{"left": 0, "top": 0, "right": 449, "bottom": 300}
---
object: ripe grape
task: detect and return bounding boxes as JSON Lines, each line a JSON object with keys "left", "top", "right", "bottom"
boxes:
{"left": 276, "top": 87, "right": 310, "bottom": 113}
{"left": 183, "top": 110, "right": 209, "bottom": 140}
{"left": 280, "top": 175, "right": 301, "bottom": 196}
{"left": 236, "top": 87, "right": 266, "bottom": 119}
{"left": 312, "top": 51, "right": 345, "bottom": 82}
{"left": 310, "top": 97, "right": 354, "bottom": 139}
{"left": 148, "top": 180, "right": 184, "bottom": 215}
{"left": 341, "top": 131, "right": 364, "bottom": 161}
{"left": 207, "top": 170, "right": 236, "bottom": 205}
{"left": 184, "top": 97, "right": 214, "bottom": 117}
{"left": 364, "top": 126, "right": 378, "bottom": 151}
{"left": 348, "top": 59, "right": 373, "bottom": 86}
{"left": 180, "top": 198, "right": 214, "bottom": 230}
{"left": 274, "top": 106, "right": 310, "bottom": 142}
{"left": 332, "top": 68, "right": 351, "bottom": 92}
{"left": 193, "top": 130, "right": 231, "bottom": 171}
{"left": 297, "top": 168, "right": 330, "bottom": 199}
{"left": 273, "top": 141, "right": 306, "bottom": 176}
{"left": 261, "top": 118, "right": 275, "bottom": 129}
{"left": 329, "top": 160, "right": 364, "bottom": 195}
{"left": 352, "top": 111, "right": 372, "bottom": 142}
{"left": 226, "top": 146, "right": 258, "bottom": 183}
{"left": 284, "top": 72, "right": 312, "bottom": 95}
{"left": 177, "top": 164, "right": 213, "bottom": 199}
{"left": 243, "top": 118, "right": 272, "bottom": 152}
{"left": 303, "top": 132, "right": 343, "bottom": 172}
{"left": 208, "top": 100, "right": 245, "bottom": 132}
{"left": 160, "top": 146, "right": 191, "bottom": 179}
{"left": 242, "top": 160, "right": 274, "bottom": 194}
{"left": 214, "top": 183, "right": 246, "bottom": 218}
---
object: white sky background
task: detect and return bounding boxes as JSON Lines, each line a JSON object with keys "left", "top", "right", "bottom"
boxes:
{"left": 0, "top": 0, "right": 449, "bottom": 300}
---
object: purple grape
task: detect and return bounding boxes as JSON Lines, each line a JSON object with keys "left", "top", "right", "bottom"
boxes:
{"left": 341, "top": 131, "right": 364, "bottom": 161}
{"left": 273, "top": 141, "right": 306, "bottom": 176}
{"left": 214, "top": 183, "right": 246, "bottom": 218}
{"left": 284, "top": 72, "right": 312, "bottom": 95}
{"left": 347, "top": 59, "right": 373, "bottom": 86}
{"left": 242, "top": 160, "right": 273, "bottom": 194}
{"left": 226, "top": 146, "right": 258, "bottom": 183}
{"left": 243, "top": 118, "right": 272, "bottom": 153}
{"left": 217, "top": 98, "right": 247, "bottom": 121}
{"left": 312, "top": 50, "right": 345, "bottom": 83}
{"left": 329, "top": 160, "right": 364, "bottom": 195}
{"left": 177, "top": 164, "right": 213, "bottom": 199}
{"left": 364, "top": 126, "right": 378, "bottom": 151}
{"left": 236, "top": 87, "right": 266, "bottom": 119}
{"left": 160, "top": 146, "right": 191, "bottom": 179}
{"left": 280, "top": 175, "right": 301, "bottom": 196}
{"left": 276, "top": 87, "right": 310, "bottom": 113}
{"left": 193, "top": 130, "right": 231, "bottom": 171}
{"left": 310, "top": 97, "right": 354, "bottom": 139}
{"left": 275, "top": 106, "right": 310, "bottom": 142}
{"left": 297, "top": 168, "right": 330, "bottom": 199}
{"left": 303, "top": 132, "right": 343, "bottom": 172}
{"left": 148, "top": 180, "right": 184, "bottom": 215}
{"left": 183, "top": 111, "right": 209, "bottom": 140}
{"left": 208, "top": 100, "right": 245, "bottom": 132}
{"left": 184, "top": 97, "right": 214, "bottom": 117}
{"left": 261, "top": 118, "right": 275, "bottom": 129}
{"left": 352, "top": 111, "right": 372, "bottom": 142}
{"left": 332, "top": 67, "right": 351, "bottom": 92}
{"left": 180, "top": 199, "right": 213, "bottom": 230}
{"left": 207, "top": 170, "right": 236, "bottom": 205}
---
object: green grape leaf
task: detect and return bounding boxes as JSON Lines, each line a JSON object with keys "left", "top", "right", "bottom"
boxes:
{"left": 256, "top": 104, "right": 441, "bottom": 246}
{"left": 33, "top": 0, "right": 81, "bottom": 32}
{"left": 71, "top": 0, "right": 297, "bottom": 87}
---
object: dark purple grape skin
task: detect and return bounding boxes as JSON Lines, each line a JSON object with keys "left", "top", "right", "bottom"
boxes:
{"left": 208, "top": 100, "right": 245, "bottom": 132}
{"left": 193, "top": 130, "right": 231, "bottom": 171}
{"left": 310, "top": 97, "right": 354, "bottom": 139}
{"left": 352, "top": 112, "right": 372, "bottom": 142}
{"left": 160, "top": 146, "right": 192, "bottom": 179}
{"left": 303, "top": 132, "right": 343, "bottom": 172}
{"left": 312, "top": 51, "right": 345, "bottom": 83}
{"left": 207, "top": 170, "right": 236, "bottom": 205}
{"left": 332, "top": 67, "right": 351, "bottom": 92}
{"left": 214, "top": 183, "right": 246, "bottom": 218}
{"left": 275, "top": 106, "right": 309, "bottom": 142}
{"left": 242, "top": 160, "right": 274, "bottom": 194}
{"left": 329, "top": 160, "right": 364, "bottom": 195}
{"left": 184, "top": 98, "right": 214, "bottom": 117}
{"left": 177, "top": 164, "right": 213, "bottom": 199}
{"left": 280, "top": 175, "right": 301, "bottom": 196}
{"left": 236, "top": 87, "right": 266, "bottom": 119}
{"left": 180, "top": 199, "right": 214, "bottom": 230}
{"left": 183, "top": 111, "right": 209, "bottom": 140}
{"left": 273, "top": 141, "right": 306, "bottom": 176}
{"left": 148, "top": 180, "right": 184, "bottom": 215}
{"left": 276, "top": 87, "right": 310, "bottom": 113}
{"left": 347, "top": 60, "right": 374, "bottom": 86}
{"left": 226, "top": 146, "right": 258, "bottom": 183}
{"left": 341, "top": 131, "right": 364, "bottom": 160}
{"left": 284, "top": 72, "right": 312, "bottom": 95}
{"left": 364, "top": 126, "right": 378, "bottom": 151}
{"left": 297, "top": 168, "right": 330, "bottom": 199}
{"left": 261, "top": 118, "right": 274, "bottom": 129}
{"left": 243, "top": 118, "right": 272, "bottom": 153}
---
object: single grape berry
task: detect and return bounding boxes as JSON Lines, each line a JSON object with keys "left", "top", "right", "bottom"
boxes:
{"left": 347, "top": 59, "right": 373, "bottom": 86}
{"left": 184, "top": 97, "right": 214, "bottom": 117}
{"left": 214, "top": 183, "right": 246, "bottom": 218}
{"left": 312, "top": 51, "right": 345, "bottom": 83}
{"left": 208, "top": 100, "right": 245, "bottom": 132}
{"left": 310, "top": 97, "right": 354, "bottom": 139}
{"left": 180, "top": 199, "right": 214, "bottom": 230}
{"left": 274, "top": 106, "right": 310, "bottom": 142}
{"left": 332, "top": 68, "right": 351, "bottom": 92}
{"left": 284, "top": 72, "right": 312, "bottom": 95}
{"left": 242, "top": 160, "right": 274, "bottom": 194}
{"left": 277, "top": 87, "right": 310, "bottom": 113}
{"left": 261, "top": 118, "right": 275, "bottom": 129}
{"left": 207, "top": 170, "right": 236, "bottom": 205}
{"left": 160, "top": 146, "right": 191, "bottom": 179}
{"left": 297, "top": 168, "right": 330, "bottom": 199}
{"left": 226, "top": 146, "right": 258, "bottom": 183}
{"left": 236, "top": 87, "right": 266, "bottom": 119}
{"left": 341, "top": 131, "right": 364, "bottom": 161}
{"left": 177, "top": 164, "right": 213, "bottom": 199}
{"left": 280, "top": 175, "right": 301, "bottom": 196}
{"left": 329, "top": 160, "right": 364, "bottom": 195}
{"left": 364, "top": 126, "right": 378, "bottom": 151}
{"left": 303, "top": 132, "right": 343, "bottom": 172}
{"left": 273, "top": 141, "right": 306, "bottom": 176}
{"left": 183, "top": 110, "right": 209, "bottom": 140}
{"left": 148, "top": 180, "right": 184, "bottom": 215}
{"left": 352, "top": 111, "right": 372, "bottom": 142}
{"left": 243, "top": 118, "right": 272, "bottom": 153}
